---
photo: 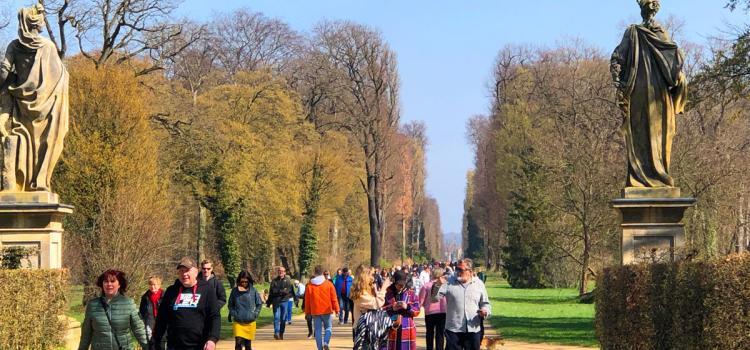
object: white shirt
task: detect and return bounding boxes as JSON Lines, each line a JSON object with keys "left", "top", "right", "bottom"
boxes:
{"left": 419, "top": 270, "right": 430, "bottom": 285}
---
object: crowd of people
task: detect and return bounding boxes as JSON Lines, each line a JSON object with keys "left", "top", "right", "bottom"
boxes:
{"left": 77, "top": 257, "right": 490, "bottom": 350}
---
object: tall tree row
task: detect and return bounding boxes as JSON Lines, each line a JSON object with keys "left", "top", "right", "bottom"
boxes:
{"left": 0, "top": 2, "right": 445, "bottom": 290}
{"left": 466, "top": 15, "right": 750, "bottom": 293}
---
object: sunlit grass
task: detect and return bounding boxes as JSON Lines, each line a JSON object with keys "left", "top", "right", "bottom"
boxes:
{"left": 486, "top": 276, "right": 598, "bottom": 347}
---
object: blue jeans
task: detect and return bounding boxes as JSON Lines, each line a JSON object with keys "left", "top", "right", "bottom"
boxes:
{"left": 338, "top": 294, "right": 351, "bottom": 323}
{"left": 273, "top": 302, "right": 290, "bottom": 335}
{"left": 313, "top": 314, "right": 333, "bottom": 350}
{"left": 286, "top": 299, "right": 293, "bottom": 322}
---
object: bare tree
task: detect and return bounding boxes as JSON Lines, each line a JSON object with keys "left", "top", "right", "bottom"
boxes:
{"left": 402, "top": 121, "right": 429, "bottom": 258}
{"left": 0, "top": 5, "right": 10, "bottom": 31}
{"left": 166, "top": 22, "right": 215, "bottom": 104}
{"left": 210, "top": 8, "right": 303, "bottom": 76}
{"left": 41, "top": 0, "right": 201, "bottom": 75}
{"left": 311, "top": 21, "right": 401, "bottom": 266}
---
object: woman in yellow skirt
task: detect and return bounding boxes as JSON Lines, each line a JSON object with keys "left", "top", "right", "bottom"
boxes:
{"left": 229, "top": 271, "right": 263, "bottom": 350}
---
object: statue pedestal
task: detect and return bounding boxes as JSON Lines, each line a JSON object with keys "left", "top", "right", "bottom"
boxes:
{"left": 0, "top": 192, "right": 73, "bottom": 268}
{"left": 611, "top": 188, "right": 695, "bottom": 265}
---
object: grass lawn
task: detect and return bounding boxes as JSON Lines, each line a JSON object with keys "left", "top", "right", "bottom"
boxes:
{"left": 486, "top": 276, "right": 598, "bottom": 347}
{"left": 67, "top": 282, "right": 303, "bottom": 341}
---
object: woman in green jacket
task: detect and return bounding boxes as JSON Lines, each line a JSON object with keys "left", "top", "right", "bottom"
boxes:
{"left": 78, "top": 269, "right": 149, "bottom": 350}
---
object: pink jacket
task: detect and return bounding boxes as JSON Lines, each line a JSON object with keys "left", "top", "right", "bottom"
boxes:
{"left": 419, "top": 280, "right": 447, "bottom": 315}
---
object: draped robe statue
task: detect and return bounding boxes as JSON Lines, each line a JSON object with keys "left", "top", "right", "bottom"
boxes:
{"left": 0, "top": 4, "right": 69, "bottom": 192}
{"left": 611, "top": 0, "right": 686, "bottom": 189}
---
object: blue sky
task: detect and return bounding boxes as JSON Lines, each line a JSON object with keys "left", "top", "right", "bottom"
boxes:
{"left": 179, "top": 0, "right": 741, "bottom": 241}
{"left": 5, "top": 0, "right": 746, "bottom": 242}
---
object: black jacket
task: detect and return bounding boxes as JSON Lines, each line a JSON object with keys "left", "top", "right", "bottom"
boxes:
{"left": 153, "top": 279, "right": 221, "bottom": 350}
{"left": 139, "top": 290, "right": 163, "bottom": 330}
{"left": 198, "top": 272, "right": 227, "bottom": 310}
{"left": 267, "top": 275, "right": 296, "bottom": 307}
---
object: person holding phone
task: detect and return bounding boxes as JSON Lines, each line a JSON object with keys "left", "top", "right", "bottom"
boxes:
{"left": 383, "top": 270, "right": 420, "bottom": 350}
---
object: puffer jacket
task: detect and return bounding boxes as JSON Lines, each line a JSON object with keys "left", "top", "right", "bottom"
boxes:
{"left": 228, "top": 286, "right": 263, "bottom": 323}
{"left": 78, "top": 294, "right": 148, "bottom": 350}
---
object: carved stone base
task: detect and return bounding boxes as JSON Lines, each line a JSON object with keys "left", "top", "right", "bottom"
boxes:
{"left": 0, "top": 191, "right": 72, "bottom": 268}
{"left": 611, "top": 195, "right": 696, "bottom": 265}
{"left": 622, "top": 186, "right": 681, "bottom": 199}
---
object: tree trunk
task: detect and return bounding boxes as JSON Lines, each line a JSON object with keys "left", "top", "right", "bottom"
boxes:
{"left": 579, "top": 227, "right": 591, "bottom": 296}
{"left": 485, "top": 231, "right": 492, "bottom": 269}
{"left": 738, "top": 189, "right": 746, "bottom": 253}
{"left": 368, "top": 174, "right": 382, "bottom": 267}
{"left": 331, "top": 217, "right": 339, "bottom": 257}
{"left": 197, "top": 204, "right": 206, "bottom": 263}
{"left": 401, "top": 217, "right": 407, "bottom": 263}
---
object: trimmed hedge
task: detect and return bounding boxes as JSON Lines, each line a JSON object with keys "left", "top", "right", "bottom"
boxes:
{"left": 0, "top": 269, "right": 69, "bottom": 349}
{"left": 596, "top": 254, "right": 750, "bottom": 349}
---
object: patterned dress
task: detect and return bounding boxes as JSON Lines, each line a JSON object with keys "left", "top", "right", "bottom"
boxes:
{"left": 382, "top": 286, "right": 420, "bottom": 350}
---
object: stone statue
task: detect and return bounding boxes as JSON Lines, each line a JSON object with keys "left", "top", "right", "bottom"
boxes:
{"left": 611, "top": 0, "right": 687, "bottom": 189}
{"left": 0, "top": 4, "right": 69, "bottom": 192}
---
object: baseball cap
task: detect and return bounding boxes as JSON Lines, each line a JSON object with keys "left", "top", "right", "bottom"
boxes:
{"left": 177, "top": 257, "right": 196, "bottom": 269}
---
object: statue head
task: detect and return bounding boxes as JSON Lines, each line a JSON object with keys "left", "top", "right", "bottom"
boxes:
{"left": 17, "top": 4, "right": 46, "bottom": 49}
{"left": 638, "top": 0, "right": 660, "bottom": 21}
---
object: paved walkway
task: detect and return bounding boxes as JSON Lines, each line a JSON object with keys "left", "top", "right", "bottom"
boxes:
{"left": 219, "top": 313, "right": 594, "bottom": 350}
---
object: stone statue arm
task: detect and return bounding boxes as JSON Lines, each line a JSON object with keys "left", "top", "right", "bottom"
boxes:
{"left": 610, "top": 52, "right": 623, "bottom": 88}
{"left": 0, "top": 42, "right": 14, "bottom": 86}
{"left": 611, "top": 28, "right": 633, "bottom": 114}
{"left": 610, "top": 28, "right": 632, "bottom": 91}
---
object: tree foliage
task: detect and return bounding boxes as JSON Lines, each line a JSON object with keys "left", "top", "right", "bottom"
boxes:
{"left": 0, "top": 3, "right": 441, "bottom": 288}
{"left": 55, "top": 58, "right": 172, "bottom": 299}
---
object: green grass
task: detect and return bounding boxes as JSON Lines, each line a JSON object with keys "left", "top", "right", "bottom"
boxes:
{"left": 67, "top": 284, "right": 85, "bottom": 323}
{"left": 67, "top": 282, "right": 302, "bottom": 340}
{"left": 486, "top": 277, "right": 598, "bottom": 347}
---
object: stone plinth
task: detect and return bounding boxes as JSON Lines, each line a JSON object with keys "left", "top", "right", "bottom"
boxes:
{"left": 0, "top": 192, "right": 73, "bottom": 268}
{"left": 612, "top": 189, "right": 695, "bottom": 265}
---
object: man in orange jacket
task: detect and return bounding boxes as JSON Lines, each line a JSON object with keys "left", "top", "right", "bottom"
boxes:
{"left": 305, "top": 265, "right": 340, "bottom": 350}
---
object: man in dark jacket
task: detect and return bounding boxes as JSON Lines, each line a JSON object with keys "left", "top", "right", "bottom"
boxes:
{"left": 198, "top": 259, "right": 227, "bottom": 310}
{"left": 266, "top": 266, "right": 296, "bottom": 340}
{"left": 153, "top": 257, "right": 221, "bottom": 350}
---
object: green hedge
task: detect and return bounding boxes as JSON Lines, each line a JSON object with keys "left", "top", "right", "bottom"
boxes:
{"left": 0, "top": 269, "right": 69, "bottom": 349}
{"left": 596, "top": 254, "right": 750, "bottom": 349}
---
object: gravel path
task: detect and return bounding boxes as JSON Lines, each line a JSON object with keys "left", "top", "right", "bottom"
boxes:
{"left": 218, "top": 313, "right": 595, "bottom": 350}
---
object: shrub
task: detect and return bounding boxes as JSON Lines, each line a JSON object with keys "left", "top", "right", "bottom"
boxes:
{"left": 0, "top": 246, "right": 36, "bottom": 269}
{"left": 0, "top": 269, "right": 69, "bottom": 349}
{"left": 596, "top": 254, "right": 750, "bottom": 349}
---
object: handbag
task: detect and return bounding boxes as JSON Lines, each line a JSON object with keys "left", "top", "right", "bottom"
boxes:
{"left": 100, "top": 297, "right": 126, "bottom": 350}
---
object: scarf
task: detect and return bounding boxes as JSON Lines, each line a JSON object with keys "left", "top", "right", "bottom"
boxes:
{"left": 149, "top": 289, "right": 163, "bottom": 317}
